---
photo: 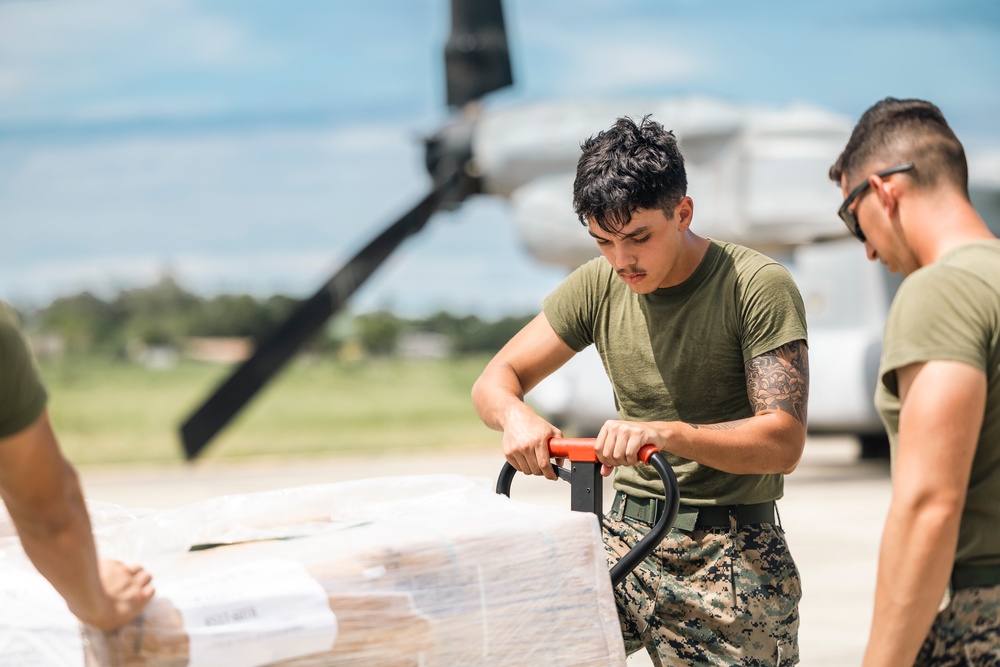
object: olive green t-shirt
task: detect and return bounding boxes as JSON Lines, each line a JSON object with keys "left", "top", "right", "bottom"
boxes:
{"left": 0, "top": 302, "right": 47, "bottom": 438}
{"left": 543, "top": 240, "right": 808, "bottom": 504}
{"left": 875, "top": 240, "right": 1000, "bottom": 567}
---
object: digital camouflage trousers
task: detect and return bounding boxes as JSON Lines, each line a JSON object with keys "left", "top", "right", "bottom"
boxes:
{"left": 915, "top": 583, "right": 1000, "bottom": 666}
{"left": 603, "top": 509, "right": 801, "bottom": 666}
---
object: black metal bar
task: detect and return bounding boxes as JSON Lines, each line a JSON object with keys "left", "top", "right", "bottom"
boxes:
{"left": 496, "top": 461, "right": 517, "bottom": 496}
{"left": 608, "top": 452, "right": 679, "bottom": 587}
{"left": 445, "top": 0, "right": 513, "bottom": 107}
{"left": 496, "top": 447, "right": 679, "bottom": 588}
{"left": 495, "top": 461, "right": 572, "bottom": 495}
{"left": 569, "top": 462, "right": 603, "bottom": 515}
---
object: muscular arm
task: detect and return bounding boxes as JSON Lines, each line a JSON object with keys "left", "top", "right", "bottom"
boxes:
{"left": 472, "top": 312, "right": 576, "bottom": 480}
{"left": 0, "top": 410, "right": 154, "bottom": 630}
{"left": 595, "top": 340, "right": 808, "bottom": 475}
{"left": 862, "top": 360, "right": 982, "bottom": 667}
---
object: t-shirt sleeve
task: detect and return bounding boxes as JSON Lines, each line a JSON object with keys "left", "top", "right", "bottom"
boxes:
{"left": 0, "top": 311, "right": 48, "bottom": 438}
{"left": 879, "top": 266, "right": 990, "bottom": 397}
{"left": 542, "top": 259, "right": 603, "bottom": 352}
{"left": 739, "top": 262, "right": 809, "bottom": 362}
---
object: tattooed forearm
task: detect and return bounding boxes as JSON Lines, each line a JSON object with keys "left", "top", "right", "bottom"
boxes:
{"left": 745, "top": 340, "right": 809, "bottom": 425}
{"left": 688, "top": 417, "right": 755, "bottom": 430}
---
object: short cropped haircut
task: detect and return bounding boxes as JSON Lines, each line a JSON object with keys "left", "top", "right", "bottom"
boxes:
{"left": 573, "top": 115, "right": 688, "bottom": 234}
{"left": 829, "top": 97, "right": 968, "bottom": 198}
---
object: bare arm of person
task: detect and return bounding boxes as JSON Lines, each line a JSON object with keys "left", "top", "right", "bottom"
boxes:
{"left": 472, "top": 312, "right": 577, "bottom": 480}
{"left": 594, "top": 339, "right": 809, "bottom": 475}
{"left": 862, "top": 360, "right": 982, "bottom": 667}
{"left": 0, "top": 410, "right": 155, "bottom": 630}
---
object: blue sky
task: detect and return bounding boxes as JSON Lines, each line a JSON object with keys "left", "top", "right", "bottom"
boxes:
{"left": 1, "top": 0, "right": 998, "bottom": 316}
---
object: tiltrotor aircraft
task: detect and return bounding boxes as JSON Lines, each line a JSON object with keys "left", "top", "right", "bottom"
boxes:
{"left": 180, "top": 0, "right": 1000, "bottom": 460}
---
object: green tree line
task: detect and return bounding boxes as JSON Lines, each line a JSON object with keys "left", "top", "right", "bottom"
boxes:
{"left": 17, "top": 277, "right": 533, "bottom": 359}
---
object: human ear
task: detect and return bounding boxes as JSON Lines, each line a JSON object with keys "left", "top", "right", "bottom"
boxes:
{"left": 871, "top": 175, "right": 898, "bottom": 218}
{"left": 675, "top": 197, "right": 694, "bottom": 230}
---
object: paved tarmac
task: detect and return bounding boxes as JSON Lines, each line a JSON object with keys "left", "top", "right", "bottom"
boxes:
{"left": 78, "top": 435, "right": 891, "bottom": 666}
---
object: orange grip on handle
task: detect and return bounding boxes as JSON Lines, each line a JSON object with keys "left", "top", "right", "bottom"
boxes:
{"left": 637, "top": 444, "right": 659, "bottom": 465}
{"left": 547, "top": 437, "right": 599, "bottom": 462}
{"left": 548, "top": 438, "right": 660, "bottom": 464}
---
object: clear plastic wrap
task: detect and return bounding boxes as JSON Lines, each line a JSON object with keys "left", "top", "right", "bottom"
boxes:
{"left": 7, "top": 474, "right": 626, "bottom": 666}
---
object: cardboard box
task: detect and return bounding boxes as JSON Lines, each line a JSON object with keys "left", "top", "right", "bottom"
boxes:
{"left": 73, "top": 475, "right": 627, "bottom": 667}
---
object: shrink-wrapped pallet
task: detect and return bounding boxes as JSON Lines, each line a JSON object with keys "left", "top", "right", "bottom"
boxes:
{"left": 4, "top": 474, "right": 627, "bottom": 666}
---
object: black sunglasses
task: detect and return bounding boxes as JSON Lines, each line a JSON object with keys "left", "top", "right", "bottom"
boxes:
{"left": 837, "top": 162, "right": 915, "bottom": 242}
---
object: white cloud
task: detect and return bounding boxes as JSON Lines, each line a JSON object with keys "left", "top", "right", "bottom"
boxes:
{"left": 0, "top": 0, "right": 272, "bottom": 121}
{"left": 0, "top": 68, "right": 26, "bottom": 96}
{"left": 0, "top": 120, "right": 563, "bottom": 316}
{"left": 571, "top": 41, "right": 710, "bottom": 92}
{"left": 69, "top": 97, "right": 232, "bottom": 124}
{"left": 0, "top": 0, "right": 256, "bottom": 65}
{"left": 2, "top": 124, "right": 427, "bottom": 250}
{"left": 516, "top": 13, "right": 713, "bottom": 96}
{"left": 0, "top": 1, "right": 150, "bottom": 57}
{"left": 0, "top": 207, "right": 567, "bottom": 317}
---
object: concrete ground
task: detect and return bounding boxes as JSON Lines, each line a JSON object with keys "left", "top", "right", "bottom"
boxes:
{"left": 78, "top": 435, "right": 891, "bottom": 666}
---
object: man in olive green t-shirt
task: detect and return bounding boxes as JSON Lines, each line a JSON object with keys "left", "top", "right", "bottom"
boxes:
{"left": 473, "top": 116, "right": 809, "bottom": 665}
{"left": 0, "top": 302, "right": 155, "bottom": 630}
{"left": 830, "top": 98, "right": 1000, "bottom": 665}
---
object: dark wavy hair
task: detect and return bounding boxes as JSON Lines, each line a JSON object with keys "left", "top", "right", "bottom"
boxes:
{"left": 830, "top": 97, "right": 968, "bottom": 197}
{"left": 572, "top": 115, "right": 687, "bottom": 234}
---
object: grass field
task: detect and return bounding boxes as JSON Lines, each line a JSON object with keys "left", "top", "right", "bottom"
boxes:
{"left": 39, "top": 355, "right": 500, "bottom": 466}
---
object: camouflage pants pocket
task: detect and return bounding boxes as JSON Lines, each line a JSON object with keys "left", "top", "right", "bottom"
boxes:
{"left": 732, "top": 524, "right": 802, "bottom": 666}
{"left": 776, "top": 640, "right": 794, "bottom": 667}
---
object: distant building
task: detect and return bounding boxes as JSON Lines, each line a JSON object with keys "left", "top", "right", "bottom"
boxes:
{"left": 397, "top": 331, "right": 451, "bottom": 359}
{"left": 126, "top": 338, "right": 181, "bottom": 369}
{"left": 27, "top": 333, "right": 66, "bottom": 362}
{"left": 183, "top": 337, "right": 254, "bottom": 364}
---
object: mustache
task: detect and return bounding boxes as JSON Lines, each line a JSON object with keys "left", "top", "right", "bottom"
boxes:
{"left": 616, "top": 266, "right": 644, "bottom": 276}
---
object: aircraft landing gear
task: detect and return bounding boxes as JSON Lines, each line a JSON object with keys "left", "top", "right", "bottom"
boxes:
{"left": 858, "top": 433, "right": 891, "bottom": 460}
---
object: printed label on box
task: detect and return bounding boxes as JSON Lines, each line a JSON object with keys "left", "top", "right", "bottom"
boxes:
{"left": 159, "top": 557, "right": 338, "bottom": 667}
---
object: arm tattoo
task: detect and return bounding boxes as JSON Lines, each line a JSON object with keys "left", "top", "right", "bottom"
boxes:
{"left": 745, "top": 340, "right": 809, "bottom": 425}
{"left": 688, "top": 417, "right": 755, "bottom": 431}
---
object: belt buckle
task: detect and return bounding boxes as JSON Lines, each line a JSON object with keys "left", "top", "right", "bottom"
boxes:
{"left": 636, "top": 496, "right": 662, "bottom": 524}
{"left": 650, "top": 497, "right": 663, "bottom": 523}
{"left": 620, "top": 494, "right": 664, "bottom": 524}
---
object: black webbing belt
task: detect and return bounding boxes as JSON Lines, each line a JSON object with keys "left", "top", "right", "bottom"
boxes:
{"left": 613, "top": 492, "right": 776, "bottom": 532}
{"left": 952, "top": 564, "right": 1000, "bottom": 590}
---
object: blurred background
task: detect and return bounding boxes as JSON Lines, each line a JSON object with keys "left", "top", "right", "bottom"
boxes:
{"left": 3, "top": 0, "right": 999, "bottom": 312}
{"left": 1, "top": 0, "right": 998, "bottom": 464}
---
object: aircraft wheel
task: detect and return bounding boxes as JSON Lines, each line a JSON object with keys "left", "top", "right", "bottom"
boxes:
{"left": 858, "top": 433, "right": 890, "bottom": 460}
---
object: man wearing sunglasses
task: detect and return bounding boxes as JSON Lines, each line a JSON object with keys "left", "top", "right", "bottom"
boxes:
{"left": 830, "top": 98, "right": 1000, "bottom": 665}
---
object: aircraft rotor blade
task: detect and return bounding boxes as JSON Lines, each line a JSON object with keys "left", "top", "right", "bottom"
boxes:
{"left": 445, "top": 0, "right": 513, "bottom": 108}
{"left": 179, "top": 168, "right": 461, "bottom": 460}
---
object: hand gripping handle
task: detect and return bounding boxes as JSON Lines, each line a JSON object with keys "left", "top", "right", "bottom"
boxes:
{"left": 495, "top": 437, "right": 679, "bottom": 588}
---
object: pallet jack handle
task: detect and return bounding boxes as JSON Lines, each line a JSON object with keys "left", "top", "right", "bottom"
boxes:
{"left": 496, "top": 437, "right": 679, "bottom": 588}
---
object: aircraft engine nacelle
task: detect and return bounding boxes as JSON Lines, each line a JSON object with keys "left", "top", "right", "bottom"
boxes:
{"left": 475, "top": 96, "right": 855, "bottom": 268}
